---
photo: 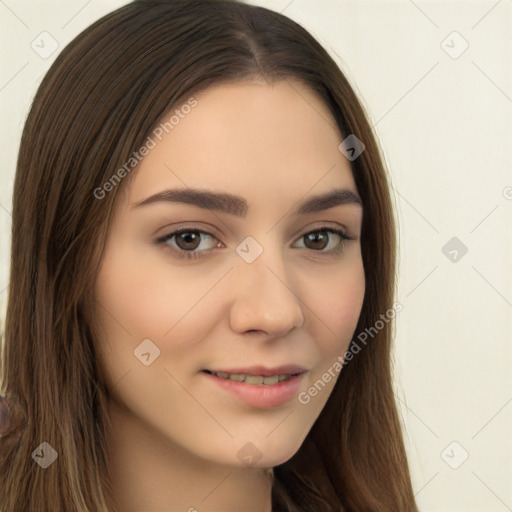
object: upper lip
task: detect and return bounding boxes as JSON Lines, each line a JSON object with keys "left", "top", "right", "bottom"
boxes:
{"left": 203, "top": 365, "right": 308, "bottom": 376}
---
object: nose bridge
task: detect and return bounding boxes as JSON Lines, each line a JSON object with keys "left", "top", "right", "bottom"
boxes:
{"left": 229, "top": 236, "right": 305, "bottom": 335}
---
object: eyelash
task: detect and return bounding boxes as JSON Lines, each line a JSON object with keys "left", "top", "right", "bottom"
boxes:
{"left": 154, "top": 225, "right": 353, "bottom": 261}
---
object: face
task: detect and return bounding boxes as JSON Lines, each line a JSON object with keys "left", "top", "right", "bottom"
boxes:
{"left": 94, "top": 80, "right": 365, "bottom": 469}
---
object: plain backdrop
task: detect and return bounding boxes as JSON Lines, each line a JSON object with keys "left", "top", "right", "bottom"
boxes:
{"left": 1, "top": 1, "right": 511, "bottom": 511}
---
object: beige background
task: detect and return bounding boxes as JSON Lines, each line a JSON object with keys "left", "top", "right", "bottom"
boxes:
{"left": 1, "top": 1, "right": 511, "bottom": 510}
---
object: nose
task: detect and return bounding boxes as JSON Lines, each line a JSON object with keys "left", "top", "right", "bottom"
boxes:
{"left": 229, "top": 247, "right": 305, "bottom": 337}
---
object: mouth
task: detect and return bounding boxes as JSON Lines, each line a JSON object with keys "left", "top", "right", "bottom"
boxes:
{"left": 200, "top": 366, "right": 308, "bottom": 408}
{"left": 201, "top": 369, "right": 305, "bottom": 386}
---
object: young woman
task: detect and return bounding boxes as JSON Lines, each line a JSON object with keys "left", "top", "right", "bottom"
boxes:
{"left": 0, "top": 0, "right": 419, "bottom": 510}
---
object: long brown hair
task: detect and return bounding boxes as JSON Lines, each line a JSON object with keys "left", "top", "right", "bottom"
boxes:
{"left": 0, "top": 1, "right": 418, "bottom": 510}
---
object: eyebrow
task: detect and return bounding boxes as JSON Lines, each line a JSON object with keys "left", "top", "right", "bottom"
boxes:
{"left": 131, "top": 187, "right": 362, "bottom": 217}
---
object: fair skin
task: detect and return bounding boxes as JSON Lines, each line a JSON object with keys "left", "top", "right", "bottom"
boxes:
{"left": 94, "top": 79, "right": 365, "bottom": 512}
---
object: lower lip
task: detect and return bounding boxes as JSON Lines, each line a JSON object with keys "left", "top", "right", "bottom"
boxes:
{"left": 202, "top": 371, "right": 306, "bottom": 408}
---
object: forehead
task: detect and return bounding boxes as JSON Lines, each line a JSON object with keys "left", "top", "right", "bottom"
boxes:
{"left": 125, "top": 80, "right": 357, "bottom": 209}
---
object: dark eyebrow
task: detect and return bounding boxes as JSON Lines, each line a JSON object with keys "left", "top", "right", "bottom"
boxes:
{"left": 131, "top": 187, "right": 362, "bottom": 217}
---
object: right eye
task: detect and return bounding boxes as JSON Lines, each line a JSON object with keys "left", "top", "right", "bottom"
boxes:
{"left": 155, "top": 229, "right": 223, "bottom": 260}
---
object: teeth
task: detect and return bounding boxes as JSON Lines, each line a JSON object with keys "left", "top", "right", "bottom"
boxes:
{"left": 262, "top": 375, "right": 279, "bottom": 385}
{"left": 212, "top": 372, "right": 294, "bottom": 385}
{"left": 228, "top": 373, "right": 245, "bottom": 382}
{"left": 245, "top": 375, "right": 264, "bottom": 385}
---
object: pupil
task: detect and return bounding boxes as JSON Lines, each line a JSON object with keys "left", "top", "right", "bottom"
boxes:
{"left": 306, "top": 231, "right": 327, "bottom": 250}
{"left": 177, "top": 232, "right": 200, "bottom": 250}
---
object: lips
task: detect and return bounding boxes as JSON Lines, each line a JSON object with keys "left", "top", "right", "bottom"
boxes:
{"left": 203, "top": 371, "right": 295, "bottom": 385}
{"left": 202, "top": 365, "right": 307, "bottom": 377}
{"left": 201, "top": 368, "right": 307, "bottom": 408}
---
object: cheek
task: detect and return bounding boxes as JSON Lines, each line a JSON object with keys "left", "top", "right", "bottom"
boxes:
{"left": 93, "top": 243, "right": 229, "bottom": 411}
{"left": 294, "top": 260, "right": 364, "bottom": 414}
{"left": 94, "top": 242, "right": 223, "bottom": 344}
{"left": 305, "top": 257, "right": 365, "bottom": 357}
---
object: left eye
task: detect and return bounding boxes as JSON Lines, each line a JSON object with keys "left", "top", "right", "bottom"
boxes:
{"left": 155, "top": 226, "right": 351, "bottom": 260}
{"left": 293, "top": 228, "right": 350, "bottom": 252}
